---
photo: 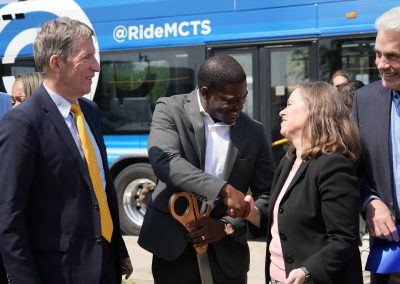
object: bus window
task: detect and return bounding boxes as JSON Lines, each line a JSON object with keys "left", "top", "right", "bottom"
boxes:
{"left": 319, "top": 37, "right": 379, "bottom": 85}
{"left": 94, "top": 47, "right": 203, "bottom": 134}
{"left": 229, "top": 53, "right": 254, "bottom": 118}
{"left": 269, "top": 46, "right": 310, "bottom": 162}
{"left": 212, "top": 50, "right": 257, "bottom": 119}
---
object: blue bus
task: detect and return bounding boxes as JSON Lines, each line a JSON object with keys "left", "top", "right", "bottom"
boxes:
{"left": 0, "top": 0, "right": 398, "bottom": 235}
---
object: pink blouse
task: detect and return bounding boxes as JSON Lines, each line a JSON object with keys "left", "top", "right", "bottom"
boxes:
{"left": 269, "top": 169, "right": 297, "bottom": 282}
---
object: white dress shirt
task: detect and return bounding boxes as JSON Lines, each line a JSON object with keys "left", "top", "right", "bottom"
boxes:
{"left": 44, "top": 83, "right": 106, "bottom": 190}
{"left": 197, "top": 91, "right": 231, "bottom": 179}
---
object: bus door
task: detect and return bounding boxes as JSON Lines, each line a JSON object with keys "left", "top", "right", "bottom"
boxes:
{"left": 210, "top": 42, "right": 316, "bottom": 164}
{"left": 264, "top": 43, "right": 317, "bottom": 162}
{"left": 211, "top": 48, "right": 258, "bottom": 120}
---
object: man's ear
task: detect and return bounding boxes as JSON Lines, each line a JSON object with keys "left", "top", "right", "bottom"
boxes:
{"left": 49, "top": 54, "right": 61, "bottom": 72}
{"left": 200, "top": 86, "right": 211, "bottom": 100}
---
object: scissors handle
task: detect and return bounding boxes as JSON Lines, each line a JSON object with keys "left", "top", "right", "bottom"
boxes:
{"left": 169, "top": 192, "right": 210, "bottom": 254}
{"left": 169, "top": 192, "right": 197, "bottom": 229}
{"left": 192, "top": 198, "right": 211, "bottom": 221}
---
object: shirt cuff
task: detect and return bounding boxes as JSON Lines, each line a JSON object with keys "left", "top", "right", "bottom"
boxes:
{"left": 362, "top": 194, "right": 380, "bottom": 210}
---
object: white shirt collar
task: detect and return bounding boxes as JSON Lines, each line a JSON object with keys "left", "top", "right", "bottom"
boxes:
{"left": 43, "top": 83, "right": 78, "bottom": 119}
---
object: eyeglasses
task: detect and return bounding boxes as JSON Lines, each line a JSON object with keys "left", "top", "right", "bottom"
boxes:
{"left": 11, "top": 95, "right": 26, "bottom": 106}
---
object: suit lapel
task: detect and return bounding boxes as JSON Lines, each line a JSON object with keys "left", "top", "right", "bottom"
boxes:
{"left": 267, "top": 153, "right": 310, "bottom": 216}
{"left": 39, "top": 88, "right": 92, "bottom": 189}
{"left": 222, "top": 115, "right": 243, "bottom": 180}
{"left": 184, "top": 90, "right": 206, "bottom": 169}
{"left": 376, "top": 86, "right": 392, "bottom": 170}
{"left": 282, "top": 160, "right": 310, "bottom": 200}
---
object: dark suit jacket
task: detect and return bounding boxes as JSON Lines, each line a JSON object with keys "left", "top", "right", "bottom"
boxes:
{"left": 138, "top": 90, "right": 275, "bottom": 278}
{"left": 352, "top": 80, "right": 398, "bottom": 217}
{"left": 0, "top": 85, "right": 128, "bottom": 283}
{"left": 258, "top": 153, "right": 362, "bottom": 284}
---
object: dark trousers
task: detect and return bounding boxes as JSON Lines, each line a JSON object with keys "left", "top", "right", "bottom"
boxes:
{"left": 0, "top": 256, "right": 6, "bottom": 284}
{"left": 152, "top": 244, "right": 246, "bottom": 284}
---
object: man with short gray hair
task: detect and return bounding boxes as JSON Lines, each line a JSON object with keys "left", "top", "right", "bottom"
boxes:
{"left": 352, "top": 6, "right": 400, "bottom": 284}
{"left": 0, "top": 17, "right": 132, "bottom": 283}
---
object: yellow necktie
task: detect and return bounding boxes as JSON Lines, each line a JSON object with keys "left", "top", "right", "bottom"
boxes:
{"left": 70, "top": 103, "right": 114, "bottom": 242}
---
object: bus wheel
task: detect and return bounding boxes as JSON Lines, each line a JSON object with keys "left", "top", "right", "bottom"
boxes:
{"left": 114, "top": 163, "right": 156, "bottom": 235}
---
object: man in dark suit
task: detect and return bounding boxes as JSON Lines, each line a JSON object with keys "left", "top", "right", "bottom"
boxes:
{"left": 138, "top": 54, "right": 275, "bottom": 283}
{"left": 0, "top": 17, "right": 132, "bottom": 283}
{"left": 352, "top": 6, "right": 400, "bottom": 284}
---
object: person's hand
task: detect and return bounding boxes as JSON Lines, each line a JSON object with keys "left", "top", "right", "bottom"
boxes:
{"left": 186, "top": 218, "right": 226, "bottom": 246}
{"left": 219, "top": 184, "right": 250, "bottom": 218}
{"left": 139, "top": 181, "right": 156, "bottom": 209}
{"left": 243, "top": 195, "right": 255, "bottom": 220}
{"left": 286, "top": 268, "right": 307, "bottom": 284}
{"left": 365, "top": 199, "right": 399, "bottom": 242}
{"left": 243, "top": 195, "right": 261, "bottom": 227}
{"left": 120, "top": 257, "right": 133, "bottom": 280}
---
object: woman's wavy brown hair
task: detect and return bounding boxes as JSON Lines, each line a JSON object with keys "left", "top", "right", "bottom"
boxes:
{"left": 290, "top": 81, "right": 360, "bottom": 162}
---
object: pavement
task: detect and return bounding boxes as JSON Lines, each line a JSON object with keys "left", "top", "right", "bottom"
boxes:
{"left": 123, "top": 236, "right": 266, "bottom": 284}
{"left": 123, "top": 235, "right": 370, "bottom": 284}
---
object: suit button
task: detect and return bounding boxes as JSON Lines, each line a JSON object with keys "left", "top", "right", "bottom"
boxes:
{"left": 96, "top": 235, "right": 102, "bottom": 243}
{"left": 279, "top": 233, "right": 287, "bottom": 241}
{"left": 279, "top": 207, "right": 284, "bottom": 214}
{"left": 93, "top": 204, "right": 99, "bottom": 210}
{"left": 285, "top": 255, "right": 294, "bottom": 264}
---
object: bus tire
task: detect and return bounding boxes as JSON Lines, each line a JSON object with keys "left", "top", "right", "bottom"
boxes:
{"left": 114, "top": 163, "right": 156, "bottom": 235}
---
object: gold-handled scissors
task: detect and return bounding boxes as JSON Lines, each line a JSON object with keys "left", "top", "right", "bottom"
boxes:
{"left": 169, "top": 192, "right": 214, "bottom": 284}
{"left": 168, "top": 192, "right": 211, "bottom": 254}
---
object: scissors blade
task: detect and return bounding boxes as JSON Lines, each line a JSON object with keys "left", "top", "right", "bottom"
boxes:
{"left": 196, "top": 251, "right": 213, "bottom": 284}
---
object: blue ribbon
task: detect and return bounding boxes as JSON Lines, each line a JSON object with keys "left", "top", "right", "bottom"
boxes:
{"left": 366, "top": 225, "right": 400, "bottom": 273}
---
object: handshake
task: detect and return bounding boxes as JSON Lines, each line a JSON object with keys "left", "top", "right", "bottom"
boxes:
{"left": 219, "top": 183, "right": 256, "bottom": 219}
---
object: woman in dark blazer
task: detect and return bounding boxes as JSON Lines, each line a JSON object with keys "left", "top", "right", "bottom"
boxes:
{"left": 246, "top": 81, "right": 363, "bottom": 284}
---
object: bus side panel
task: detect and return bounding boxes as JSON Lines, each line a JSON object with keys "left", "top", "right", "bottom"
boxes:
{"left": 92, "top": 5, "right": 317, "bottom": 51}
{"left": 318, "top": 0, "right": 400, "bottom": 35}
{"left": 80, "top": 0, "right": 233, "bottom": 23}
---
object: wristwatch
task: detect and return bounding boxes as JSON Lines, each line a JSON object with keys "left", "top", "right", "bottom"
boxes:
{"left": 222, "top": 220, "right": 235, "bottom": 236}
{"left": 299, "top": 266, "right": 311, "bottom": 281}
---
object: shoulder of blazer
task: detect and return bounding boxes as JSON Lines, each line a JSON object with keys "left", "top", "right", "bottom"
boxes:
{"left": 308, "top": 153, "right": 355, "bottom": 178}
{"left": 355, "top": 80, "right": 388, "bottom": 101}
{"left": 155, "top": 90, "right": 197, "bottom": 120}
{"left": 312, "top": 152, "right": 352, "bottom": 164}
{"left": 157, "top": 90, "right": 194, "bottom": 106}
{"left": 270, "top": 153, "right": 291, "bottom": 185}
